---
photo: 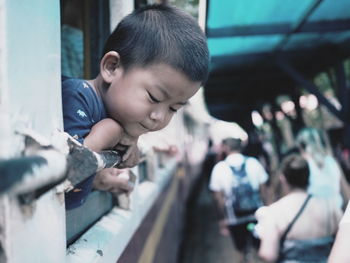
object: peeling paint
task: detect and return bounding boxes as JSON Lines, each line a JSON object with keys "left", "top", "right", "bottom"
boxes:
{"left": 66, "top": 140, "right": 99, "bottom": 186}
{"left": 18, "top": 200, "right": 36, "bottom": 218}
{"left": 0, "top": 130, "right": 122, "bottom": 197}
{"left": 2, "top": 149, "right": 67, "bottom": 197}
{"left": 65, "top": 137, "right": 121, "bottom": 188}
{"left": 67, "top": 245, "right": 76, "bottom": 255}
{"left": 1, "top": 1, "right": 67, "bottom": 262}
{"left": 0, "top": 156, "right": 47, "bottom": 192}
{"left": 56, "top": 192, "right": 65, "bottom": 205}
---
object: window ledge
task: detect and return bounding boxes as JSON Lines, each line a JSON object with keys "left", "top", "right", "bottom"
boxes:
{"left": 66, "top": 158, "right": 177, "bottom": 263}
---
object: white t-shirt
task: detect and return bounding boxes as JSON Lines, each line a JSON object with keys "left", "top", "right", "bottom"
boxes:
{"left": 209, "top": 153, "right": 268, "bottom": 198}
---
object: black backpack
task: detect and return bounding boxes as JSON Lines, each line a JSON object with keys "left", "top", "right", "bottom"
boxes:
{"left": 228, "top": 158, "right": 262, "bottom": 217}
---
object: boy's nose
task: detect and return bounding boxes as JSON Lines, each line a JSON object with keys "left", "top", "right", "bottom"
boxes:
{"left": 150, "top": 110, "right": 163, "bottom": 122}
{"left": 149, "top": 108, "right": 167, "bottom": 125}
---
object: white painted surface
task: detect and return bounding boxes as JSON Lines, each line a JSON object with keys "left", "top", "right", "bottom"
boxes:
{"left": 0, "top": 1, "right": 209, "bottom": 262}
{"left": 66, "top": 159, "right": 177, "bottom": 263}
{"left": 9, "top": 150, "right": 67, "bottom": 195}
{"left": 6, "top": 1, "right": 63, "bottom": 137}
{"left": 0, "top": 1, "right": 66, "bottom": 262}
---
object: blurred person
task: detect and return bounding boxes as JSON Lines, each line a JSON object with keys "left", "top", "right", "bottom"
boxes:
{"left": 256, "top": 154, "right": 342, "bottom": 262}
{"left": 243, "top": 130, "right": 270, "bottom": 171}
{"left": 296, "top": 127, "right": 350, "bottom": 209}
{"left": 328, "top": 200, "right": 350, "bottom": 263}
{"left": 202, "top": 138, "right": 218, "bottom": 179}
{"left": 209, "top": 137, "right": 268, "bottom": 263}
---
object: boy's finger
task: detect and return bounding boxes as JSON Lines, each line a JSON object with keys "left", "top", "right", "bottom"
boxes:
{"left": 122, "top": 144, "right": 140, "bottom": 161}
{"left": 122, "top": 145, "right": 134, "bottom": 162}
{"left": 120, "top": 151, "right": 140, "bottom": 168}
{"left": 111, "top": 181, "right": 133, "bottom": 193}
{"left": 122, "top": 150, "right": 131, "bottom": 162}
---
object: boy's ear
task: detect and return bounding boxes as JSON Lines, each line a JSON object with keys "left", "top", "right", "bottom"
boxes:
{"left": 100, "top": 51, "right": 122, "bottom": 83}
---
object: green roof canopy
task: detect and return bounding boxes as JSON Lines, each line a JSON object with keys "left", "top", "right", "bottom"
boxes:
{"left": 204, "top": 0, "right": 350, "bottom": 128}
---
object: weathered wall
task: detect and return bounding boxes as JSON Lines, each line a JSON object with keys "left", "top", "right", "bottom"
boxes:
{"left": 0, "top": 1, "right": 66, "bottom": 262}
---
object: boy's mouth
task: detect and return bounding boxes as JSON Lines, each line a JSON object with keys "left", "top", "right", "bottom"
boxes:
{"left": 139, "top": 123, "right": 150, "bottom": 131}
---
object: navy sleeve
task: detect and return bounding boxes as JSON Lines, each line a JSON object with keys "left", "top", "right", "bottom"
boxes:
{"left": 62, "top": 79, "right": 94, "bottom": 143}
{"left": 62, "top": 79, "right": 98, "bottom": 210}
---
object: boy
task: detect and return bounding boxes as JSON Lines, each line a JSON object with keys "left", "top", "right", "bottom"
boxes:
{"left": 62, "top": 4, "right": 209, "bottom": 209}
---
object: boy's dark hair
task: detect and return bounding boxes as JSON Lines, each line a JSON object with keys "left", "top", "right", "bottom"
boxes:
{"left": 103, "top": 4, "right": 209, "bottom": 84}
{"left": 281, "top": 154, "right": 309, "bottom": 189}
{"left": 222, "top": 138, "right": 242, "bottom": 152}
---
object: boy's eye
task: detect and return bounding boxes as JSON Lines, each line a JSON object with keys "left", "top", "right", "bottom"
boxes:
{"left": 148, "top": 92, "right": 160, "bottom": 103}
{"left": 169, "top": 107, "right": 178, "bottom": 113}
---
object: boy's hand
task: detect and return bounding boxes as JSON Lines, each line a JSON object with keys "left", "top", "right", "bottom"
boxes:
{"left": 115, "top": 136, "right": 140, "bottom": 168}
{"left": 117, "top": 143, "right": 140, "bottom": 168}
{"left": 93, "top": 168, "right": 134, "bottom": 195}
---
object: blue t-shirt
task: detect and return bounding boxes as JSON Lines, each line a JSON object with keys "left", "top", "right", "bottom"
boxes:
{"left": 62, "top": 77, "right": 107, "bottom": 210}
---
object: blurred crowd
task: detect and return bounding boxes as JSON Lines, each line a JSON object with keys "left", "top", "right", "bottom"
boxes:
{"left": 207, "top": 127, "right": 350, "bottom": 263}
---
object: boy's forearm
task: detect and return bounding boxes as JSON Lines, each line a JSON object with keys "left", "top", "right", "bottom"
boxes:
{"left": 84, "top": 118, "right": 123, "bottom": 152}
{"left": 84, "top": 133, "right": 116, "bottom": 152}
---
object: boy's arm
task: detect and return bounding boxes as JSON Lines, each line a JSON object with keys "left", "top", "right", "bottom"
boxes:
{"left": 84, "top": 118, "right": 123, "bottom": 152}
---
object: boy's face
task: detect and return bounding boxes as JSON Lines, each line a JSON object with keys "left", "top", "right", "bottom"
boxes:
{"left": 102, "top": 63, "right": 201, "bottom": 138}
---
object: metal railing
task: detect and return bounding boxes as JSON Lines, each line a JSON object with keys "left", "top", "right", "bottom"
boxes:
{"left": 0, "top": 130, "right": 122, "bottom": 202}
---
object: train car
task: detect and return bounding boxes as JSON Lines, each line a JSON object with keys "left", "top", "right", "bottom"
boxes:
{"left": 3, "top": 1, "right": 350, "bottom": 262}
{"left": 0, "top": 1, "right": 215, "bottom": 262}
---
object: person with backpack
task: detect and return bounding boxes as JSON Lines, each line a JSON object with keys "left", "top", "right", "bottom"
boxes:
{"left": 209, "top": 137, "right": 269, "bottom": 263}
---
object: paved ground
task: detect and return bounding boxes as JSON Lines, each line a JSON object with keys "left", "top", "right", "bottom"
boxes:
{"left": 179, "top": 176, "right": 262, "bottom": 263}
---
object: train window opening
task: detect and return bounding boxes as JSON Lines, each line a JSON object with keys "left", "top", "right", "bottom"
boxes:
{"left": 60, "top": 0, "right": 110, "bottom": 79}
{"left": 61, "top": 0, "right": 85, "bottom": 78}
{"left": 134, "top": 0, "right": 148, "bottom": 9}
{"left": 61, "top": 0, "right": 116, "bottom": 246}
{"left": 60, "top": 0, "right": 166, "bottom": 243}
{"left": 60, "top": 0, "right": 191, "bottom": 256}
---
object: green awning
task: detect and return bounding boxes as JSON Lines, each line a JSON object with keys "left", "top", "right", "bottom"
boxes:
{"left": 204, "top": 0, "right": 350, "bottom": 126}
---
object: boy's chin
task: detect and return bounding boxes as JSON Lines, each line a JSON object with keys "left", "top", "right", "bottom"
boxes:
{"left": 123, "top": 129, "right": 147, "bottom": 140}
{"left": 135, "top": 130, "right": 150, "bottom": 137}
{"left": 125, "top": 126, "right": 152, "bottom": 138}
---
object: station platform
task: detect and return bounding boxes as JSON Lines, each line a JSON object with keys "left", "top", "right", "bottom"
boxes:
{"left": 179, "top": 175, "right": 262, "bottom": 263}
